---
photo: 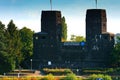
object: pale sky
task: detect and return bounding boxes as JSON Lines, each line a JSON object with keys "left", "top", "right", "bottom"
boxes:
{"left": 0, "top": 0, "right": 120, "bottom": 38}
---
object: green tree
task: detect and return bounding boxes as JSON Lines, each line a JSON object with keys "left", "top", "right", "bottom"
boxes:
{"left": 42, "top": 74, "right": 55, "bottom": 80}
{"left": 89, "top": 74, "right": 112, "bottom": 80}
{"left": 0, "top": 20, "right": 34, "bottom": 73}
{"left": 0, "top": 21, "right": 6, "bottom": 58}
{"left": 6, "top": 20, "right": 22, "bottom": 69}
{"left": 70, "top": 35, "right": 76, "bottom": 41}
{"left": 110, "top": 36, "right": 120, "bottom": 67}
{"left": 19, "top": 27, "right": 34, "bottom": 68}
{"left": 62, "top": 16, "right": 67, "bottom": 41}
{"left": 61, "top": 74, "right": 78, "bottom": 80}
{"left": 75, "top": 36, "right": 85, "bottom": 42}
{"left": 0, "top": 21, "right": 11, "bottom": 73}
{"left": 70, "top": 34, "right": 85, "bottom": 42}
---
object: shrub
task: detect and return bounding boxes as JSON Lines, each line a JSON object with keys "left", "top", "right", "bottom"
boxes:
{"left": 43, "top": 68, "right": 72, "bottom": 75}
{"left": 88, "top": 74, "right": 112, "bottom": 80}
{"left": 60, "top": 73, "right": 78, "bottom": 80}
{"left": 41, "top": 74, "right": 55, "bottom": 80}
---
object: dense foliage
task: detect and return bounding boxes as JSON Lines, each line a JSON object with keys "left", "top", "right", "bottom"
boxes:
{"left": 19, "top": 27, "right": 34, "bottom": 69}
{"left": 70, "top": 34, "right": 85, "bottom": 42}
{"left": 1, "top": 73, "right": 120, "bottom": 80}
{"left": 60, "top": 74, "right": 80, "bottom": 80}
{"left": 0, "top": 21, "right": 11, "bottom": 73}
{"left": 6, "top": 20, "right": 22, "bottom": 70}
{"left": 41, "top": 74, "right": 55, "bottom": 80}
{"left": 110, "top": 36, "right": 120, "bottom": 67}
{"left": 88, "top": 74, "right": 112, "bottom": 80}
{"left": 0, "top": 20, "right": 34, "bottom": 74}
{"left": 62, "top": 16, "right": 67, "bottom": 41}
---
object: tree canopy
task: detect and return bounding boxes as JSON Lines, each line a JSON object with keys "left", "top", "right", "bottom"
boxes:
{"left": 61, "top": 16, "right": 67, "bottom": 41}
{"left": 70, "top": 34, "right": 85, "bottom": 42}
{"left": 110, "top": 36, "right": 120, "bottom": 67}
{"left": 19, "top": 27, "right": 34, "bottom": 68}
{"left": 0, "top": 20, "right": 34, "bottom": 74}
{"left": 0, "top": 21, "right": 11, "bottom": 73}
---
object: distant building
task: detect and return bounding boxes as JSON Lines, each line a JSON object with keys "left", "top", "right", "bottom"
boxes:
{"left": 33, "top": 9, "right": 114, "bottom": 69}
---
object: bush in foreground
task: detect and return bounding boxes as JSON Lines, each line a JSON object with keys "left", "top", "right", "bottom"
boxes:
{"left": 88, "top": 74, "right": 112, "bottom": 80}
{"left": 43, "top": 68, "right": 73, "bottom": 75}
{"left": 41, "top": 74, "right": 55, "bottom": 80}
{"left": 60, "top": 73, "right": 82, "bottom": 80}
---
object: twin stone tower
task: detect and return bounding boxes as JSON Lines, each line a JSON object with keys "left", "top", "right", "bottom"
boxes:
{"left": 33, "top": 9, "right": 114, "bottom": 69}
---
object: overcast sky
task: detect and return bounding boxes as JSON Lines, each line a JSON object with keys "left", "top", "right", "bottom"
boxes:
{"left": 0, "top": 0, "right": 120, "bottom": 38}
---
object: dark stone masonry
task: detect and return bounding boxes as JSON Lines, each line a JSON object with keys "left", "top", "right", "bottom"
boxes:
{"left": 33, "top": 9, "right": 114, "bottom": 69}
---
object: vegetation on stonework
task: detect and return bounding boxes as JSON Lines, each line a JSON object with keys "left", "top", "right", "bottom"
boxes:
{"left": 0, "top": 20, "right": 34, "bottom": 74}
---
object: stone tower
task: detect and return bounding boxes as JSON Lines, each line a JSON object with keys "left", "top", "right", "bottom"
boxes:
{"left": 86, "top": 9, "right": 107, "bottom": 49}
{"left": 33, "top": 11, "right": 62, "bottom": 69}
{"left": 41, "top": 11, "right": 62, "bottom": 42}
{"left": 32, "top": 9, "right": 115, "bottom": 69}
{"left": 86, "top": 9, "right": 114, "bottom": 67}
